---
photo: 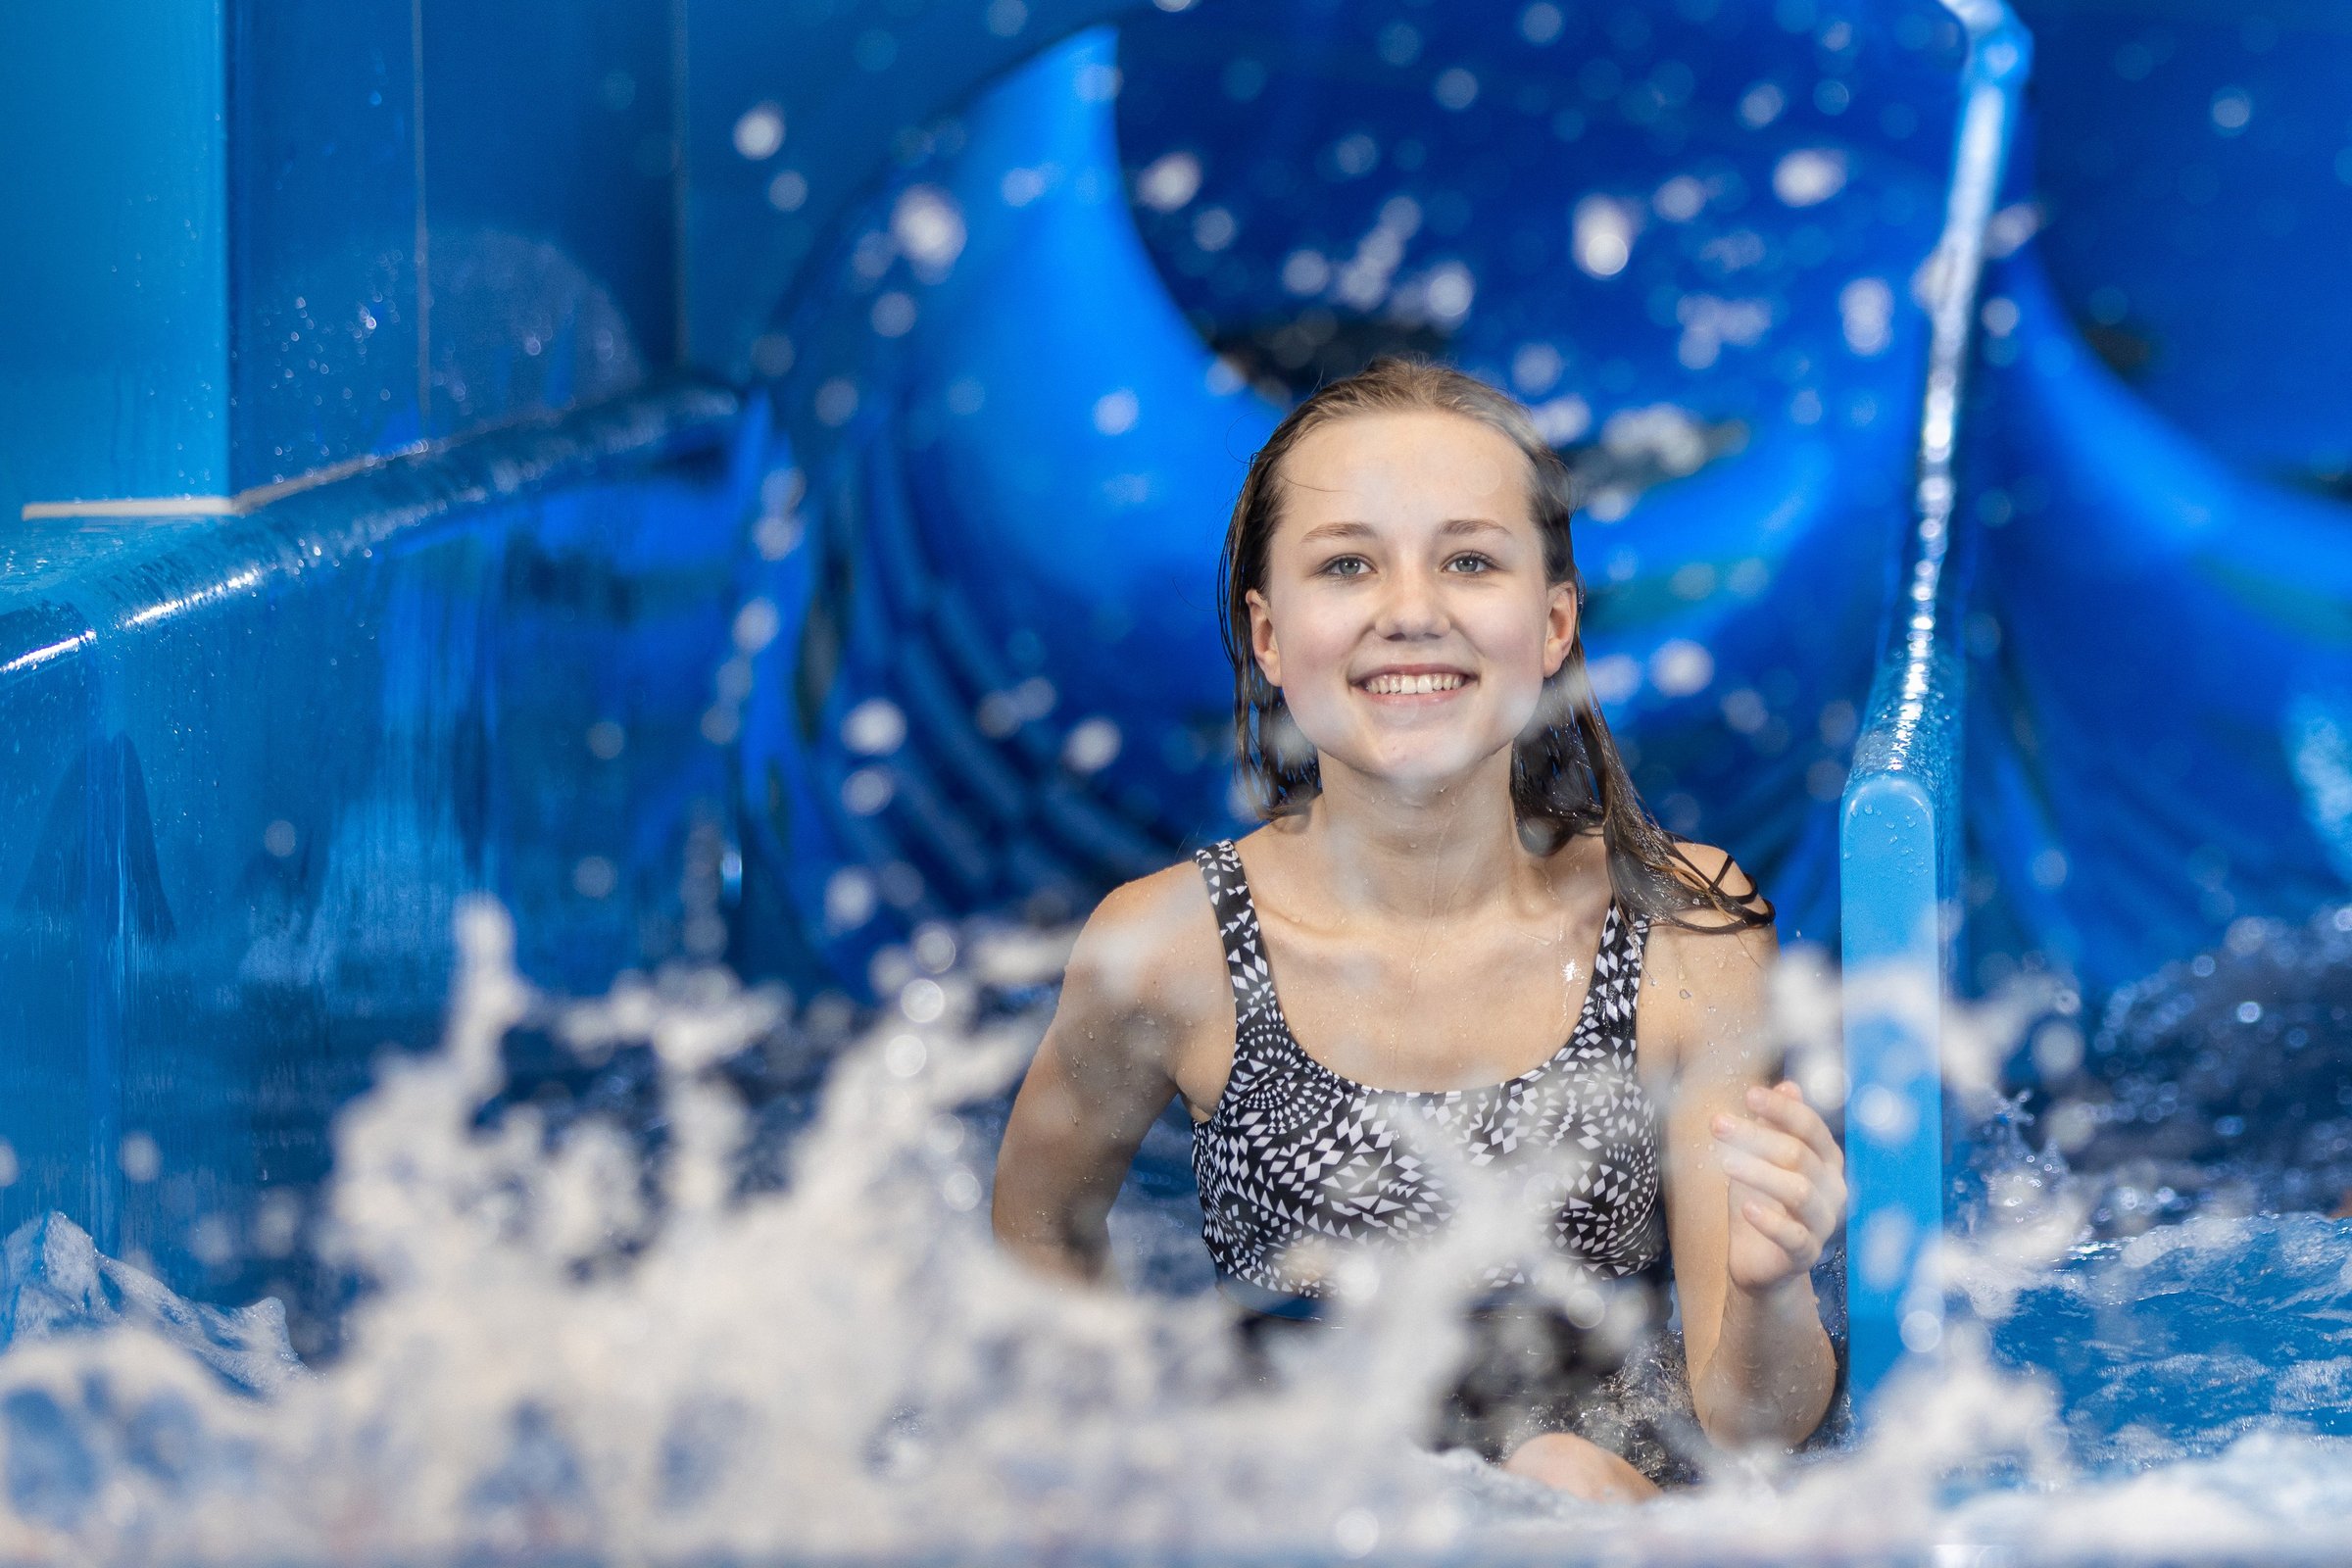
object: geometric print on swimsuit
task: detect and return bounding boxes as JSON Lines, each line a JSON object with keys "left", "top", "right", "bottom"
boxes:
{"left": 1188, "top": 839, "right": 1667, "bottom": 1299}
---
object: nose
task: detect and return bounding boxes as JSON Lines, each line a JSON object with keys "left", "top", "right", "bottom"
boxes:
{"left": 1373, "top": 567, "right": 1449, "bottom": 641}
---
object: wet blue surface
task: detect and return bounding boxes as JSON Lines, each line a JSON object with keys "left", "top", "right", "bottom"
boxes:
{"left": 225, "top": 1, "right": 424, "bottom": 483}
{"left": 0, "top": 0, "right": 685, "bottom": 521}
{"left": 0, "top": 384, "right": 760, "bottom": 1345}
{"left": 1965, "top": 251, "right": 2352, "bottom": 1001}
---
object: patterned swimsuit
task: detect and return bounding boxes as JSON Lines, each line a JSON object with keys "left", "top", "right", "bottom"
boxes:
{"left": 1188, "top": 839, "right": 1678, "bottom": 1460}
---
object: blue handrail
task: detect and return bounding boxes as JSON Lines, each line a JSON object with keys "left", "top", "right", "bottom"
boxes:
{"left": 1839, "top": 0, "right": 2032, "bottom": 1404}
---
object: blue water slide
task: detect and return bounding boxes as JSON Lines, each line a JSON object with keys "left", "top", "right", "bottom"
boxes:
{"left": 710, "top": 3, "right": 2016, "bottom": 1423}
{"left": 733, "top": 1, "right": 1984, "bottom": 995}
{"left": 732, "top": 28, "right": 1277, "bottom": 989}
{"left": 719, "top": 5, "right": 2008, "bottom": 1407}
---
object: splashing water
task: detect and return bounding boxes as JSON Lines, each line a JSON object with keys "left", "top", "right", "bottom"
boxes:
{"left": 2, "top": 903, "right": 2352, "bottom": 1564}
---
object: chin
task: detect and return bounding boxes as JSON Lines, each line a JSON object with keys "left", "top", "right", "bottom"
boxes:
{"left": 1291, "top": 697, "right": 1530, "bottom": 789}
{"left": 1343, "top": 737, "right": 1511, "bottom": 792}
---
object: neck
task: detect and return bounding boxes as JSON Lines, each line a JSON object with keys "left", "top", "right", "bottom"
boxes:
{"left": 1293, "top": 749, "right": 1544, "bottom": 923}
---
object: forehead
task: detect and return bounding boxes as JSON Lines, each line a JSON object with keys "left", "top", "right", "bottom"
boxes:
{"left": 1276, "top": 409, "right": 1533, "bottom": 527}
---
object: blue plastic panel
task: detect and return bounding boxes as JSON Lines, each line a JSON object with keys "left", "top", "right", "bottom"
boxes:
{"left": 6, "top": 0, "right": 688, "bottom": 520}
{"left": 1841, "top": 774, "right": 1945, "bottom": 1390}
{"left": 418, "top": 0, "right": 680, "bottom": 434}
{"left": 1838, "top": 0, "right": 2028, "bottom": 1402}
{"left": 226, "top": 0, "right": 424, "bottom": 488}
{"left": 0, "top": 0, "right": 232, "bottom": 522}
{"left": 2015, "top": 0, "right": 2352, "bottom": 482}
{"left": 0, "top": 385, "right": 756, "bottom": 1343}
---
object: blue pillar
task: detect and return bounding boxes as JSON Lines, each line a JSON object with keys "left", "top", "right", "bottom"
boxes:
{"left": 1841, "top": 767, "right": 1953, "bottom": 1394}
{"left": 1840, "top": 0, "right": 2031, "bottom": 1406}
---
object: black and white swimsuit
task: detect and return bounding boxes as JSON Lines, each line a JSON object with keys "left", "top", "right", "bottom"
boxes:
{"left": 1188, "top": 839, "right": 1671, "bottom": 1315}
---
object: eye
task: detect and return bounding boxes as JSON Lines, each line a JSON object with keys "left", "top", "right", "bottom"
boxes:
{"left": 1445, "top": 553, "right": 1497, "bottom": 574}
{"left": 1319, "top": 555, "right": 1372, "bottom": 578}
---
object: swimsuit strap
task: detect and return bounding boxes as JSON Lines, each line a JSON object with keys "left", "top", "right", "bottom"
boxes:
{"left": 1193, "top": 840, "right": 1278, "bottom": 1026}
{"left": 1588, "top": 897, "right": 1649, "bottom": 1076}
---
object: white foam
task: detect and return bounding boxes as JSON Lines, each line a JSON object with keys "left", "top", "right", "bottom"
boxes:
{"left": 0, "top": 901, "right": 2348, "bottom": 1563}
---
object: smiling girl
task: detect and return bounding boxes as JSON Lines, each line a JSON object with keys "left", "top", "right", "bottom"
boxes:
{"left": 992, "top": 358, "right": 1844, "bottom": 1501}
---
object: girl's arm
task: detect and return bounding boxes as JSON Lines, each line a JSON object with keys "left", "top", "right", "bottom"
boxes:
{"left": 992, "top": 872, "right": 1221, "bottom": 1286}
{"left": 1650, "top": 855, "right": 1844, "bottom": 1450}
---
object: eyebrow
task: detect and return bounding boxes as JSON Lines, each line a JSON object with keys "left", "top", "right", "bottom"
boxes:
{"left": 1294, "top": 520, "right": 1376, "bottom": 546}
{"left": 1439, "top": 517, "right": 1511, "bottom": 538}
{"left": 1294, "top": 516, "right": 1513, "bottom": 546}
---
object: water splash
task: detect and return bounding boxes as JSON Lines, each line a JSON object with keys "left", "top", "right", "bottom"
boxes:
{"left": 3, "top": 903, "right": 2352, "bottom": 1563}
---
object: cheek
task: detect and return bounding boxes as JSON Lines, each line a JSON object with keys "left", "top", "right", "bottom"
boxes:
{"left": 1265, "top": 597, "right": 1358, "bottom": 678}
{"left": 1262, "top": 603, "right": 1365, "bottom": 744}
{"left": 1467, "top": 596, "right": 1553, "bottom": 681}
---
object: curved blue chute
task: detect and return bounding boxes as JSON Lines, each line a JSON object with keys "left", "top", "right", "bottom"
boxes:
{"left": 2014, "top": 0, "right": 2352, "bottom": 486}
{"left": 724, "top": 0, "right": 2352, "bottom": 1016}
{"left": 737, "top": 4, "right": 1974, "bottom": 986}
{"left": 1104, "top": 0, "right": 1969, "bottom": 959}
{"left": 1969, "top": 248, "right": 2352, "bottom": 1000}
{"left": 737, "top": 31, "right": 1279, "bottom": 981}
{"left": 894, "top": 30, "right": 1278, "bottom": 744}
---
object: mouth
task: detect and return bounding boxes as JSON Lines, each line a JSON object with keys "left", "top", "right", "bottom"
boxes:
{"left": 1355, "top": 667, "right": 1475, "bottom": 701}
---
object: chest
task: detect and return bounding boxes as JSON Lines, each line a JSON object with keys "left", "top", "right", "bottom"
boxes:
{"left": 1250, "top": 907, "right": 1637, "bottom": 1093}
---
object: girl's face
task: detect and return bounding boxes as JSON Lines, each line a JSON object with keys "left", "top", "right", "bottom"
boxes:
{"left": 1247, "top": 409, "right": 1576, "bottom": 798}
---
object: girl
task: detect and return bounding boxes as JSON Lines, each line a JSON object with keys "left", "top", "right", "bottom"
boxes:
{"left": 992, "top": 358, "right": 1843, "bottom": 1501}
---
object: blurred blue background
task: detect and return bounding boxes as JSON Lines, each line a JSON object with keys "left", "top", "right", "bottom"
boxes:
{"left": 2, "top": 0, "right": 2350, "bottom": 1353}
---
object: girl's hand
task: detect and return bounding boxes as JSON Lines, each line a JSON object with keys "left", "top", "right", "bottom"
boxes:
{"left": 1711, "top": 1080, "right": 1845, "bottom": 1296}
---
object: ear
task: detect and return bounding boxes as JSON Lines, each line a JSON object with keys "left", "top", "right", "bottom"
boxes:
{"left": 1542, "top": 579, "right": 1579, "bottom": 678}
{"left": 1247, "top": 587, "right": 1284, "bottom": 688}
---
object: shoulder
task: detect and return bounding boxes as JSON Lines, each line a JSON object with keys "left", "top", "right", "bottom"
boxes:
{"left": 1652, "top": 838, "right": 1774, "bottom": 931}
{"left": 1639, "top": 841, "right": 1778, "bottom": 1066}
{"left": 1056, "top": 853, "right": 1233, "bottom": 1039}
{"left": 1644, "top": 839, "right": 1776, "bottom": 957}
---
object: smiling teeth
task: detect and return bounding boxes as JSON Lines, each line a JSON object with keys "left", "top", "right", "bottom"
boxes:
{"left": 1363, "top": 672, "right": 1467, "bottom": 695}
